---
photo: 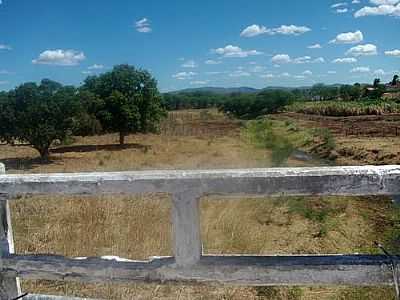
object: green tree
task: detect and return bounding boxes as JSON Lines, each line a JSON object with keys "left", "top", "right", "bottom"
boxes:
{"left": 392, "top": 75, "right": 399, "bottom": 86}
{"left": 83, "top": 64, "right": 165, "bottom": 145}
{"left": 2, "top": 80, "right": 79, "bottom": 159}
{"left": 0, "top": 92, "right": 17, "bottom": 144}
{"left": 373, "top": 78, "right": 381, "bottom": 88}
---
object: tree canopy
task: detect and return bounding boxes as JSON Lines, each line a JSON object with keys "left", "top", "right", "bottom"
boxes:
{"left": 82, "top": 64, "right": 165, "bottom": 144}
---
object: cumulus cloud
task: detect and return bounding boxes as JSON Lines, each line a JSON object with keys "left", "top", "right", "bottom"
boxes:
{"left": 205, "top": 60, "right": 222, "bottom": 65}
{"left": 373, "top": 69, "right": 386, "bottom": 75}
{"left": 350, "top": 66, "right": 371, "bottom": 73}
{"left": 240, "top": 25, "right": 269, "bottom": 37}
{"left": 32, "top": 49, "right": 86, "bottom": 66}
{"left": 88, "top": 64, "right": 104, "bottom": 70}
{"left": 260, "top": 74, "right": 275, "bottom": 79}
{"left": 271, "top": 54, "right": 291, "bottom": 64}
{"left": 240, "top": 24, "right": 311, "bottom": 37}
{"left": 172, "top": 71, "right": 197, "bottom": 80}
{"left": 0, "top": 44, "right": 12, "bottom": 50}
{"left": 213, "top": 45, "right": 263, "bottom": 58}
{"left": 385, "top": 49, "right": 400, "bottom": 57}
{"left": 135, "top": 18, "right": 152, "bottom": 33}
{"left": 330, "top": 31, "right": 364, "bottom": 44}
{"left": 272, "top": 54, "right": 324, "bottom": 64}
{"left": 190, "top": 80, "right": 209, "bottom": 85}
{"left": 346, "top": 44, "right": 378, "bottom": 56}
{"left": 229, "top": 70, "right": 251, "bottom": 77}
{"left": 332, "top": 57, "right": 358, "bottom": 63}
{"left": 352, "top": 0, "right": 361, "bottom": 3}
{"left": 181, "top": 60, "right": 198, "bottom": 68}
{"left": 370, "top": 0, "right": 400, "bottom": 5}
{"left": 308, "top": 43, "right": 322, "bottom": 49}
{"left": 354, "top": 3, "right": 400, "bottom": 17}
{"left": 331, "top": 2, "right": 348, "bottom": 8}
{"left": 302, "top": 70, "right": 313, "bottom": 76}
{"left": 336, "top": 8, "right": 349, "bottom": 13}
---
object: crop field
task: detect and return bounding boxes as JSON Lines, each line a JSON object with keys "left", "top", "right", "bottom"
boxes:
{"left": 1, "top": 110, "right": 399, "bottom": 299}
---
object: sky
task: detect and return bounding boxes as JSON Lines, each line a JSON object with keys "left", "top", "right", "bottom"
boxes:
{"left": 0, "top": 0, "right": 399, "bottom": 92}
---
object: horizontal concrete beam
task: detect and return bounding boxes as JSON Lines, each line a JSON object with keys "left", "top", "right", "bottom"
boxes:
{"left": 0, "top": 166, "right": 399, "bottom": 197}
{"left": 25, "top": 295, "right": 99, "bottom": 300}
{"left": 1, "top": 254, "right": 395, "bottom": 286}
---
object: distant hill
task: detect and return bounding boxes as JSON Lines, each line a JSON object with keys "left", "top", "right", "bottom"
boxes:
{"left": 169, "top": 87, "right": 260, "bottom": 95}
{"left": 168, "top": 84, "right": 359, "bottom": 95}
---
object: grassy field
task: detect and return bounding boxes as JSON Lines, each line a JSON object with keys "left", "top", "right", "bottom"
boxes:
{"left": 1, "top": 110, "right": 399, "bottom": 299}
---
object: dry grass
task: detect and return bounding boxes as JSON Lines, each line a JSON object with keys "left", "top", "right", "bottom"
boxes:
{"left": 1, "top": 110, "right": 398, "bottom": 299}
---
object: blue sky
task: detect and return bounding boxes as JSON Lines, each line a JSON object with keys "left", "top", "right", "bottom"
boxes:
{"left": 0, "top": 0, "right": 399, "bottom": 92}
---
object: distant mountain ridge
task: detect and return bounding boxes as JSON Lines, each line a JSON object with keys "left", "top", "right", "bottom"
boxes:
{"left": 168, "top": 84, "right": 355, "bottom": 95}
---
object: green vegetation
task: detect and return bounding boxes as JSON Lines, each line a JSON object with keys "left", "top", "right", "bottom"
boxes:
{"left": 244, "top": 120, "right": 294, "bottom": 166}
{"left": 0, "top": 79, "right": 80, "bottom": 159}
{"left": 82, "top": 64, "right": 166, "bottom": 145}
{"left": 0, "top": 65, "right": 165, "bottom": 158}
{"left": 287, "top": 100, "right": 400, "bottom": 116}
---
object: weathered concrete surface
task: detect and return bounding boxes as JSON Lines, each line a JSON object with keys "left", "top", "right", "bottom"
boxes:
{"left": 0, "top": 163, "right": 21, "bottom": 299}
{"left": 0, "top": 166, "right": 399, "bottom": 197}
{"left": 25, "top": 295, "right": 99, "bottom": 300}
{"left": 22, "top": 294, "right": 100, "bottom": 300}
{"left": 1, "top": 254, "right": 395, "bottom": 286}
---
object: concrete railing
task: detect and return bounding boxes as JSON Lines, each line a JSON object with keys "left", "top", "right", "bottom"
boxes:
{"left": 0, "top": 164, "right": 400, "bottom": 299}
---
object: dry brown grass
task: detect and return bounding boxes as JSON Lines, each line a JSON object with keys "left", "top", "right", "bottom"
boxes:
{"left": 1, "top": 110, "right": 398, "bottom": 299}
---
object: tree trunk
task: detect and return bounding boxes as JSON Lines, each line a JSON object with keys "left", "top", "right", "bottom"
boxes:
{"left": 38, "top": 147, "right": 50, "bottom": 161}
{"left": 119, "top": 132, "right": 125, "bottom": 145}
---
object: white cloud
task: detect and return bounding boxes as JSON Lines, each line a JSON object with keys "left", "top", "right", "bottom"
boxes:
{"left": 213, "top": 45, "right": 263, "bottom": 58}
{"left": 82, "top": 71, "right": 93, "bottom": 75}
{"left": 229, "top": 70, "right": 251, "bottom": 77}
{"left": 332, "top": 2, "right": 348, "bottom": 8}
{"left": 354, "top": 3, "right": 400, "bottom": 17}
{"left": 370, "top": 0, "right": 400, "bottom": 5}
{"left": 32, "top": 49, "right": 86, "bottom": 66}
{"left": 308, "top": 43, "right": 322, "bottom": 49}
{"left": 181, "top": 60, "right": 198, "bottom": 68}
{"left": 135, "top": 18, "right": 152, "bottom": 33}
{"left": 204, "top": 60, "right": 222, "bottom": 65}
{"left": 172, "top": 71, "right": 197, "bottom": 80}
{"left": 280, "top": 72, "right": 291, "bottom": 77}
{"left": 240, "top": 24, "right": 269, "bottom": 37}
{"left": 302, "top": 70, "right": 313, "bottom": 76}
{"left": 346, "top": 44, "right": 378, "bottom": 56}
{"left": 350, "top": 66, "right": 371, "bottom": 73}
{"left": 385, "top": 49, "right": 400, "bottom": 57}
{"left": 336, "top": 8, "right": 349, "bottom": 13}
{"left": 271, "top": 54, "right": 291, "bottom": 64}
{"left": 190, "top": 80, "right": 209, "bottom": 85}
{"left": 293, "top": 75, "right": 307, "bottom": 80}
{"left": 260, "top": 74, "right": 275, "bottom": 79}
{"left": 88, "top": 64, "right": 104, "bottom": 70}
{"left": 373, "top": 69, "right": 386, "bottom": 75}
{"left": 352, "top": 0, "right": 361, "bottom": 3}
{"left": 240, "top": 24, "right": 311, "bottom": 37}
{"left": 332, "top": 57, "right": 358, "bottom": 63}
{"left": 330, "top": 30, "right": 364, "bottom": 44}
{"left": 271, "top": 54, "right": 324, "bottom": 64}
{"left": 250, "top": 66, "right": 266, "bottom": 73}
{"left": 328, "top": 70, "right": 337, "bottom": 74}
{"left": 273, "top": 25, "right": 311, "bottom": 35}
{"left": 0, "top": 44, "right": 12, "bottom": 50}
{"left": 313, "top": 57, "right": 325, "bottom": 63}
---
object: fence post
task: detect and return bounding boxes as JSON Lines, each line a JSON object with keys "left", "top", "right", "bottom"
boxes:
{"left": 0, "top": 163, "right": 21, "bottom": 299}
{"left": 172, "top": 191, "right": 202, "bottom": 267}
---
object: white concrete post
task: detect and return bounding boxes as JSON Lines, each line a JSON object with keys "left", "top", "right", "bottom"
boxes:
{"left": 0, "top": 162, "right": 21, "bottom": 299}
{"left": 172, "top": 191, "right": 202, "bottom": 267}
